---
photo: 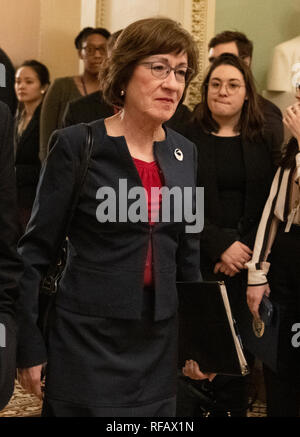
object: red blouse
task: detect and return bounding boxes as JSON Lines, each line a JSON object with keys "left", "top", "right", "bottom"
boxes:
{"left": 133, "top": 158, "right": 164, "bottom": 287}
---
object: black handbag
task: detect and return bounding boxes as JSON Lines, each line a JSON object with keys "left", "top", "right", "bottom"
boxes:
{"left": 38, "top": 124, "right": 94, "bottom": 340}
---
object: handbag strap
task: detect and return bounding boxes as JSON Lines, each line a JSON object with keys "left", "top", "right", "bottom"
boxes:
{"left": 44, "top": 124, "right": 94, "bottom": 286}
{"left": 65, "top": 123, "right": 94, "bottom": 229}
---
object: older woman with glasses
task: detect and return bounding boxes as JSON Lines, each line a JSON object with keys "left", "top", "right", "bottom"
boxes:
{"left": 39, "top": 27, "right": 110, "bottom": 162}
{"left": 17, "top": 17, "right": 201, "bottom": 417}
{"left": 178, "top": 53, "right": 278, "bottom": 417}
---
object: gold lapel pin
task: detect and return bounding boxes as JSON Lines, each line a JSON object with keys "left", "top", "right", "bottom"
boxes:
{"left": 174, "top": 148, "right": 183, "bottom": 161}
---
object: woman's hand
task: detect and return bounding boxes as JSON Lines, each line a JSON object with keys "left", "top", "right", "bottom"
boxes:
{"left": 182, "top": 360, "right": 216, "bottom": 382}
{"left": 17, "top": 365, "right": 44, "bottom": 400}
{"left": 246, "top": 283, "right": 270, "bottom": 320}
{"left": 283, "top": 103, "right": 300, "bottom": 145}
{"left": 214, "top": 260, "right": 239, "bottom": 277}
{"left": 220, "top": 241, "right": 252, "bottom": 272}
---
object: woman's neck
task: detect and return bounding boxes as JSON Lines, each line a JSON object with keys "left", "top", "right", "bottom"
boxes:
{"left": 80, "top": 71, "right": 101, "bottom": 94}
{"left": 18, "top": 100, "right": 41, "bottom": 135}
{"left": 23, "top": 99, "right": 41, "bottom": 118}
{"left": 212, "top": 114, "right": 241, "bottom": 137}
{"left": 105, "top": 110, "right": 165, "bottom": 162}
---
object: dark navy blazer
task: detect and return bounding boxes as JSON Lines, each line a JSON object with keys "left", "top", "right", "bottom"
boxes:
{"left": 17, "top": 118, "right": 201, "bottom": 367}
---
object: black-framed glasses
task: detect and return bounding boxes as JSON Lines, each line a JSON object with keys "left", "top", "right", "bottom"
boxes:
{"left": 296, "top": 83, "right": 300, "bottom": 93}
{"left": 208, "top": 80, "right": 246, "bottom": 95}
{"left": 81, "top": 45, "right": 107, "bottom": 56}
{"left": 139, "top": 61, "right": 193, "bottom": 83}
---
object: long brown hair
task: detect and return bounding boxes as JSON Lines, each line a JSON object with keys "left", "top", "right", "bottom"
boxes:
{"left": 192, "top": 53, "right": 264, "bottom": 141}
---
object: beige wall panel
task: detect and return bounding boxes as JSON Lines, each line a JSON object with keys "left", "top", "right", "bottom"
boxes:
{"left": 39, "top": 0, "right": 82, "bottom": 80}
{"left": 97, "top": 0, "right": 189, "bottom": 32}
{"left": 0, "top": 0, "right": 215, "bottom": 99}
{"left": 0, "top": 0, "right": 40, "bottom": 68}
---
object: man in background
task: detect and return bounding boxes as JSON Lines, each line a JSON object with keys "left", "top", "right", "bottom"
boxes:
{"left": 0, "top": 101, "right": 23, "bottom": 411}
{"left": 0, "top": 47, "right": 17, "bottom": 115}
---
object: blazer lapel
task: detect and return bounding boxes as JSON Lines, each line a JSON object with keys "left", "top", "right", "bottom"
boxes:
{"left": 154, "top": 137, "right": 178, "bottom": 188}
{"left": 16, "top": 105, "right": 40, "bottom": 148}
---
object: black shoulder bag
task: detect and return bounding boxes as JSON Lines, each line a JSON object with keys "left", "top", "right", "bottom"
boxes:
{"left": 38, "top": 124, "right": 94, "bottom": 341}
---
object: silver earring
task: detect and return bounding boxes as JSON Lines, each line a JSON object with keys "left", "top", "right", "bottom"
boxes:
{"left": 120, "top": 90, "right": 125, "bottom": 97}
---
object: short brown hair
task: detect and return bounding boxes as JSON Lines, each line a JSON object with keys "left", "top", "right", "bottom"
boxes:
{"left": 208, "top": 31, "right": 253, "bottom": 60}
{"left": 192, "top": 53, "right": 263, "bottom": 141}
{"left": 100, "top": 17, "right": 199, "bottom": 107}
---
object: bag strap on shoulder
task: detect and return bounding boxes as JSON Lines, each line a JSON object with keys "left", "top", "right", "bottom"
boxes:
{"left": 42, "top": 124, "right": 94, "bottom": 292}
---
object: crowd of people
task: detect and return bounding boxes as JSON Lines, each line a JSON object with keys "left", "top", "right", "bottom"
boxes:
{"left": 0, "top": 16, "right": 299, "bottom": 418}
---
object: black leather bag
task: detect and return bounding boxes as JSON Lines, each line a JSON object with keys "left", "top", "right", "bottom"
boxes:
{"left": 38, "top": 124, "right": 94, "bottom": 340}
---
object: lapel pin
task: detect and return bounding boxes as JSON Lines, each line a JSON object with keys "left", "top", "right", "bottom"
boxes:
{"left": 174, "top": 148, "right": 183, "bottom": 161}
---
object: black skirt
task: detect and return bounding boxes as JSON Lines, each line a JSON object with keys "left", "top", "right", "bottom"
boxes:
{"left": 43, "top": 288, "right": 178, "bottom": 417}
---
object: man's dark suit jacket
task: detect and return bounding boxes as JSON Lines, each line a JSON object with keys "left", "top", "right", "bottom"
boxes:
{"left": 0, "top": 48, "right": 17, "bottom": 115}
{"left": 63, "top": 90, "right": 192, "bottom": 133}
{"left": 183, "top": 124, "right": 275, "bottom": 267}
{"left": 17, "top": 119, "right": 201, "bottom": 368}
{"left": 258, "top": 95, "right": 283, "bottom": 166}
{"left": 14, "top": 104, "right": 42, "bottom": 208}
{"left": 0, "top": 102, "right": 23, "bottom": 410}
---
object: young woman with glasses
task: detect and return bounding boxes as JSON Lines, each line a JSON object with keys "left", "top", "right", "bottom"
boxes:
{"left": 178, "top": 53, "right": 278, "bottom": 417}
{"left": 39, "top": 27, "right": 110, "bottom": 162}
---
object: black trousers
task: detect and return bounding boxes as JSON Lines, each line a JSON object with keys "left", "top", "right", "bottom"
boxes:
{"left": 262, "top": 225, "right": 300, "bottom": 417}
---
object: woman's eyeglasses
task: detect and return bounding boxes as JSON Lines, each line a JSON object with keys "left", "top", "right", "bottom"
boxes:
{"left": 208, "top": 80, "right": 246, "bottom": 95}
{"left": 81, "top": 45, "right": 107, "bottom": 57}
{"left": 139, "top": 61, "right": 193, "bottom": 83}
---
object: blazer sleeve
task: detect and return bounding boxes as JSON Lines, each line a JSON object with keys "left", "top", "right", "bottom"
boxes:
{"left": 17, "top": 127, "right": 83, "bottom": 368}
{"left": 39, "top": 79, "right": 73, "bottom": 163}
{"left": 176, "top": 143, "right": 202, "bottom": 281}
{"left": 200, "top": 220, "right": 239, "bottom": 263}
{"left": 0, "top": 103, "right": 23, "bottom": 316}
{"left": 246, "top": 168, "right": 283, "bottom": 285}
{"left": 239, "top": 132, "right": 278, "bottom": 250}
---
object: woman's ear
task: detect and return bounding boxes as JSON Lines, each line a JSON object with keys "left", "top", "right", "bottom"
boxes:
{"left": 41, "top": 84, "right": 49, "bottom": 95}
